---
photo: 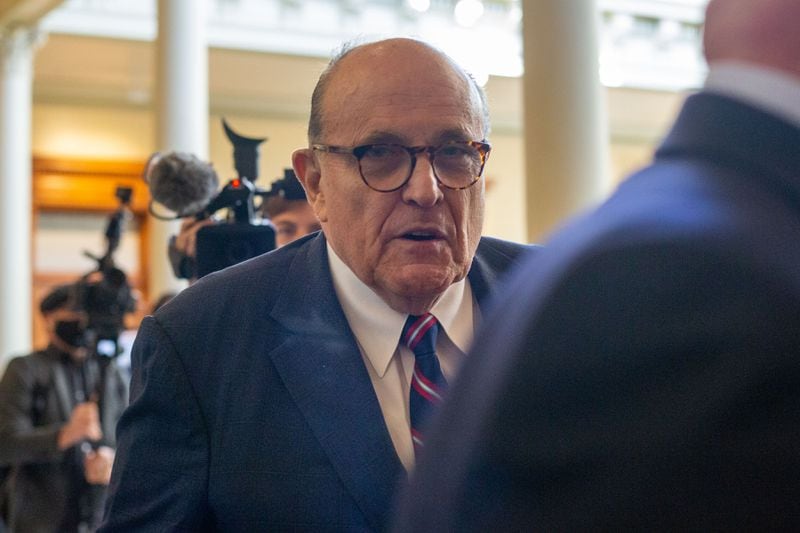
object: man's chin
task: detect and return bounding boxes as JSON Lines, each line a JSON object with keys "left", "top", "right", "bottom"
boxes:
{"left": 385, "top": 264, "right": 459, "bottom": 297}
{"left": 370, "top": 263, "right": 467, "bottom": 313}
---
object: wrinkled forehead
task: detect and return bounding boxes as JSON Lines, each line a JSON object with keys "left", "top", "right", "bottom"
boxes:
{"left": 321, "top": 41, "right": 486, "bottom": 143}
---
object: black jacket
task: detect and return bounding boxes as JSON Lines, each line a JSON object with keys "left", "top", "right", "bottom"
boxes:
{"left": 0, "top": 347, "right": 128, "bottom": 532}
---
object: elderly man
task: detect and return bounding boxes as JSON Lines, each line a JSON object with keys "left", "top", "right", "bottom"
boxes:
{"left": 100, "top": 38, "right": 535, "bottom": 531}
{"left": 393, "top": 0, "right": 800, "bottom": 530}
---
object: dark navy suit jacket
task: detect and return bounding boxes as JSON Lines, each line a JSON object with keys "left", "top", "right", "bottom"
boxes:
{"left": 99, "top": 232, "right": 534, "bottom": 532}
{"left": 393, "top": 93, "right": 800, "bottom": 530}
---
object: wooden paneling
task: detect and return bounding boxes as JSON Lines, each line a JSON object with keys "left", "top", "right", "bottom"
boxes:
{"left": 33, "top": 157, "right": 150, "bottom": 213}
{"left": 31, "top": 156, "right": 151, "bottom": 348}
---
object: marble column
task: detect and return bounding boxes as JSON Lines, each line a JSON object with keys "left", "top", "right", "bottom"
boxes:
{"left": 148, "top": 0, "right": 210, "bottom": 298}
{"left": 0, "top": 25, "right": 40, "bottom": 368}
{"left": 521, "top": 0, "right": 611, "bottom": 242}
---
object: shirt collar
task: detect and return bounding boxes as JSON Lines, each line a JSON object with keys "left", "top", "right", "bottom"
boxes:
{"left": 327, "top": 242, "right": 474, "bottom": 378}
{"left": 705, "top": 61, "right": 800, "bottom": 128}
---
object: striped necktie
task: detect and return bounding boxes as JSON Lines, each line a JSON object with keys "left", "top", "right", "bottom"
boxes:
{"left": 403, "top": 313, "right": 448, "bottom": 454}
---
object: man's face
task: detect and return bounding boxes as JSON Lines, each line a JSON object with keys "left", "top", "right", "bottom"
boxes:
{"left": 272, "top": 201, "right": 322, "bottom": 247}
{"left": 294, "top": 40, "right": 486, "bottom": 314}
{"left": 45, "top": 307, "right": 89, "bottom": 361}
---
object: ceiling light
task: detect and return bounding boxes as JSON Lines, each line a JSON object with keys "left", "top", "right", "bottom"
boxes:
{"left": 454, "top": 0, "right": 484, "bottom": 27}
{"left": 407, "top": 0, "right": 430, "bottom": 13}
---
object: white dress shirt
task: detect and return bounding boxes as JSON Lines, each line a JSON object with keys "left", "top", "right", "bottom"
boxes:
{"left": 705, "top": 61, "right": 800, "bottom": 128}
{"left": 327, "top": 243, "right": 479, "bottom": 472}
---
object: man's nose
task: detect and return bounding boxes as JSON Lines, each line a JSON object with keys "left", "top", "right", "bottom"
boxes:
{"left": 401, "top": 153, "right": 443, "bottom": 207}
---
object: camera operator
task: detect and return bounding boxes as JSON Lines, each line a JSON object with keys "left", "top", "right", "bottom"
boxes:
{"left": 0, "top": 285, "right": 128, "bottom": 532}
{"left": 259, "top": 169, "right": 321, "bottom": 246}
{"left": 144, "top": 151, "right": 219, "bottom": 282}
{"left": 161, "top": 160, "right": 320, "bottom": 282}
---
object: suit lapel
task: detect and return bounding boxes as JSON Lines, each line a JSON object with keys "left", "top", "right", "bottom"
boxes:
{"left": 263, "top": 236, "right": 519, "bottom": 529}
{"left": 468, "top": 240, "right": 499, "bottom": 307}
{"left": 268, "top": 235, "right": 403, "bottom": 530}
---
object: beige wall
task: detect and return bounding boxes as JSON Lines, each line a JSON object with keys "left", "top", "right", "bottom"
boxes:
{"left": 609, "top": 139, "right": 657, "bottom": 186}
{"left": 207, "top": 112, "right": 307, "bottom": 186}
{"left": 33, "top": 103, "right": 155, "bottom": 159}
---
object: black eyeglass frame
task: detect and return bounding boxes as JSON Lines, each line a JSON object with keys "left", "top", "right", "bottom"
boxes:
{"left": 311, "top": 140, "right": 492, "bottom": 192}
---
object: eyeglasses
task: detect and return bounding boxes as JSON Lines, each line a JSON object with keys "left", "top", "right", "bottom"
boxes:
{"left": 311, "top": 140, "right": 491, "bottom": 192}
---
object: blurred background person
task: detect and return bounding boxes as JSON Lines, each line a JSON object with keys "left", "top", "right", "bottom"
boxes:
{"left": 149, "top": 292, "right": 177, "bottom": 313}
{"left": 0, "top": 285, "right": 128, "bottom": 533}
{"left": 114, "top": 291, "right": 177, "bottom": 382}
{"left": 261, "top": 169, "right": 322, "bottom": 246}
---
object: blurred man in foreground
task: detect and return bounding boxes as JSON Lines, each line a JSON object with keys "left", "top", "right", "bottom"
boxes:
{"left": 100, "top": 38, "right": 535, "bottom": 531}
{"left": 394, "top": 0, "right": 800, "bottom": 530}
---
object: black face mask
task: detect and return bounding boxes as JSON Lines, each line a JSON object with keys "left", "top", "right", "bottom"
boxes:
{"left": 55, "top": 320, "right": 88, "bottom": 348}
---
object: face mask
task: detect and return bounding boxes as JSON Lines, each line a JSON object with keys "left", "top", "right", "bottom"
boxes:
{"left": 55, "top": 320, "right": 88, "bottom": 348}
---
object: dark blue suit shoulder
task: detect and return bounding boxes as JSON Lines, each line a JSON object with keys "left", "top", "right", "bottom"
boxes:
{"left": 156, "top": 232, "right": 321, "bottom": 326}
{"left": 477, "top": 235, "right": 541, "bottom": 267}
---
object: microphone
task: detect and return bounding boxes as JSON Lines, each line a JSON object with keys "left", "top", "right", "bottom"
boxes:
{"left": 146, "top": 151, "right": 220, "bottom": 218}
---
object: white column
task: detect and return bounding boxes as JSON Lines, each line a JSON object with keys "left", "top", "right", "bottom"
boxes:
{"left": 0, "top": 26, "right": 40, "bottom": 368}
{"left": 149, "top": 0, "right": 209, "bottom": 297}
{"left": 521, "top": 0, "right": 610, "bottom": 242}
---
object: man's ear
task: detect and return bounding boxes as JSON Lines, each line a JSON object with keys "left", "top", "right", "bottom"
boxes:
{"left": 292, "top": 148, "right": 327, "bottom": 223}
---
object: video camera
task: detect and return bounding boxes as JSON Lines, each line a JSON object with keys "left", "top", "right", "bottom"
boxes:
{"left": 147, "top": 119, "right": 277, "bottom": 279}
{"left": 74, "top": 186, "right": 137, "bottom": 357}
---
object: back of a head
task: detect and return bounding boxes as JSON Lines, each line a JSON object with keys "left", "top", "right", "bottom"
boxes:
{"left": 703, "top": 0, "right": 800, "bottom": 77}
{"left": 262, "top": 169, "right": 308, "bottom": 219}
{"left": 40, "top": 284, "right": 73, "bottom": 315}
{"left": 150, "top": 292, "right": 177, "bottom": 314}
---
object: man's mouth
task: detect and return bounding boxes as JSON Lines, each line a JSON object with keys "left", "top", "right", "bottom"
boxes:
{"left": 402, "top": 230, "right": 444, "bottom": 241}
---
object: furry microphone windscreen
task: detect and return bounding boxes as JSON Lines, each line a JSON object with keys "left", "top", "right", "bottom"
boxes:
{"left": 148, "top": 151, "right": 220, "bottom": 217}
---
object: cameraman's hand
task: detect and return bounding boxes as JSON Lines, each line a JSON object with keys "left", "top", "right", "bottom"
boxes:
{"left": 84, "top": 445, "right": 115, "bottom": 485}
{"left": 174, "top": 218, "right": 215, "bottom": 259}
{"left": 58, "top": 401, "right": 103, "bottom": 450}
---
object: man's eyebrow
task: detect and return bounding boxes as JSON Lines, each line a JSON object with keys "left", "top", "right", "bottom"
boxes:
{"left": 433, "top": 129, "right": 478, "bottom": 144}
{"left": 357, "top": 129, "right": 478, "bottom": 146}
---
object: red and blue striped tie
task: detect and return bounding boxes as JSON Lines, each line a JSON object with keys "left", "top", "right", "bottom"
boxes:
{"left": 403, "top": 313, "right": 447, "bottom": 454}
